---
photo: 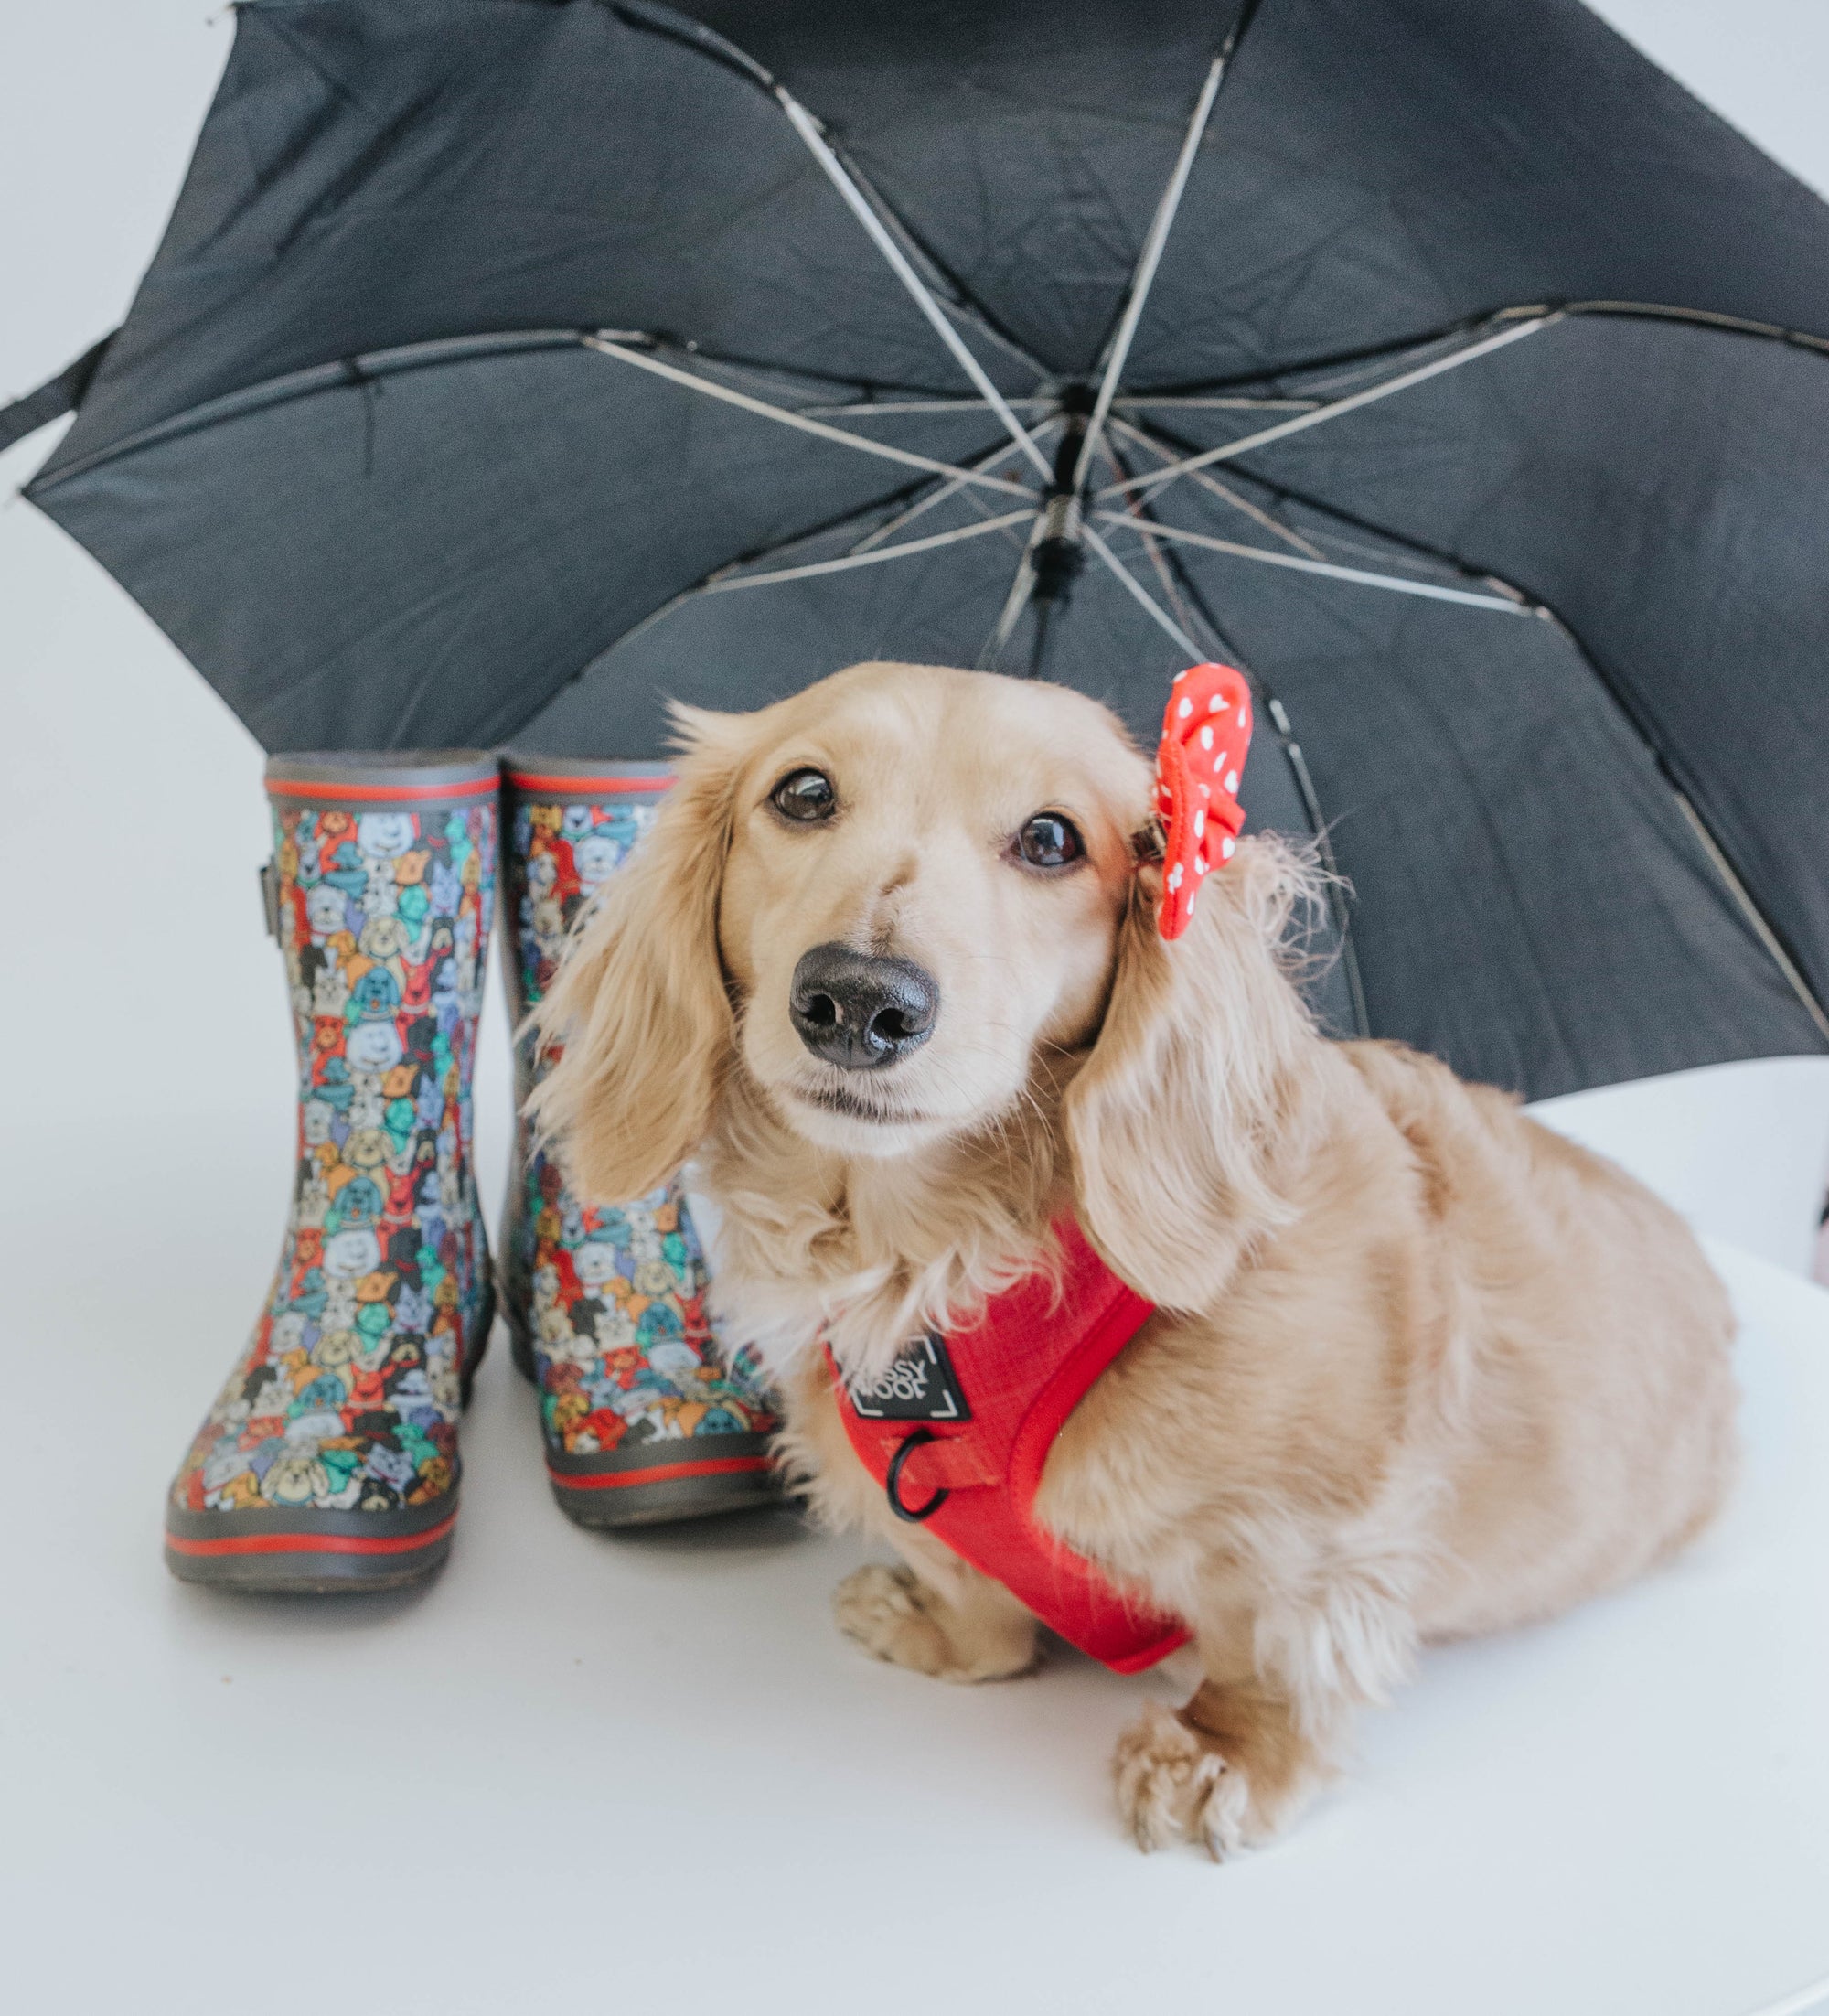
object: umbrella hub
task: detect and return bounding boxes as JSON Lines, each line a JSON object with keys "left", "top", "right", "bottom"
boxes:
{"left": 1032, "top": 386, "right": 1093, "bottom": 604}
{"left": 1032, "top": 491, "right": 1085, "bottom": 602}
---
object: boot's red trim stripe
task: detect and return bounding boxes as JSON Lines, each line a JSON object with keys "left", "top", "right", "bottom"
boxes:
{"left": 507, "top": 771, "right": 676, "bottom": 794}
{"left": 264, "top": 776, "right": 497, "bottom": 803}
{"left": 164, "top": 1513, "right": 458, "bottom": 1557}
{"left": 550, "top": 1455, "right": 771, "bottom": 1490}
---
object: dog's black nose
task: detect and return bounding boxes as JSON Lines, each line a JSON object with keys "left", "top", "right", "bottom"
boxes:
{"left": 789, "top": 943, "right": 938, "bottom": 1071}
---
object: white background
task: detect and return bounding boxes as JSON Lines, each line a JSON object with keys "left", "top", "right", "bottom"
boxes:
{"left": 2, "top": 8, "right": 1827, "bottom": 2015}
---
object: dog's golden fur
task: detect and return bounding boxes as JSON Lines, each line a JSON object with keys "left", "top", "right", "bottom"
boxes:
{"left": 532, "top": 660, "right": 1738, "bottom": 1856}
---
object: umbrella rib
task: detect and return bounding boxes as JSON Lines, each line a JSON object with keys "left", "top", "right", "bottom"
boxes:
{"left": 1118, "top": 517, "right": 1204, "bottom": 648}
{"left": 850, "top": 437, "right": 1039, "bottom": 553}
{"left": 976, "top": 518, "right": 1048, "bottom": 670}
{"left": 705, "top": 510, "right": 1031, "bottom": 592}
{"left": 775, "top": 89, "right": 1056, "bottom": 484}
{"left": 1525, "top": 600, "right": 1829, "bottom": 1046}
{"left": 1098, "top": 315, "right": 1560, "bottom": 503}
{"left": 1079, "top": 523, "right": 1202, "bottom": 657}
{"left": 1092, "top": 436, "right": 1209, "bottom": 645}
{"left": 781, "top": 128, "right": 1053, "bottom": 385}
{"left": 1113, "top": 395, "right": 1318, "bottom": 412}
{"left": 581, "top": 336, "right": 1032, "bottom": 499}
{"left": 1072, "top": 45, "right": 1231, "bottom": 496}
{"left": 1123, "top": 410, "right": 1553, "bottom": 592}
{"left": 1119, "top": 310, "right": 1549, "bottom": 404}
{"left": 548, "top": 470, "right": 1008, "bottom": 675}
{"left": 551, "top": 470, "right": 1038, "bottom": 682}
{"left": 1094, "top": 512, "right": 1526, "bottom": 612}
{"left": 1669, "top": 794, "right": 1829, "bottom": 1045}
{"left": 1107, "top": 415, "right": 1326, "bottom": 558}
{"left": 800, "top": 398, "right": 1056, "bottom": 417}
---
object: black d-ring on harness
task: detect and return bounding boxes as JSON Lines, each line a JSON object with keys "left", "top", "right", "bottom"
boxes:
{"left": 885, "top": 1427, "right": 949, "bottom": 1523}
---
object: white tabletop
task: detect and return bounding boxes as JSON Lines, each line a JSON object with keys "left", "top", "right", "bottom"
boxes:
{"left": 2, "top": 1097, "right": 1824, "bottom": 2016}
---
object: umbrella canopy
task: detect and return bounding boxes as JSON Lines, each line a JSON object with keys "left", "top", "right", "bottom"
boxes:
{"left": 12, "top": 0, "right": 1829, "bottom": 1099}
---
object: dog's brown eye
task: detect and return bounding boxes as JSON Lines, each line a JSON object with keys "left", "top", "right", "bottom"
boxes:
{"left": 771, "top": 767, "right": 836, "bottom": 822}
{"left": 1016, "top": 812, "right": 1084, "bottom": 869}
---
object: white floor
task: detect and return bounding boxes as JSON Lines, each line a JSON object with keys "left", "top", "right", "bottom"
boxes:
{"left": 2, "top": 1091, "right": 1827, "bottom": 2016}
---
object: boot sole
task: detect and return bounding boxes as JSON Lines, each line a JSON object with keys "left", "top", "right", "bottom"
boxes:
{"left": 548, "top": 1453, "right": 779, "bottom": 1530}
{"left": 164, "top": 1505, "right": 458, "bottom": 1592}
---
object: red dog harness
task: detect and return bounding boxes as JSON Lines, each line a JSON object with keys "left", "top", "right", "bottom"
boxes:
{"left": 830, "top": 1220, "right": 1190, "bottom": 1674}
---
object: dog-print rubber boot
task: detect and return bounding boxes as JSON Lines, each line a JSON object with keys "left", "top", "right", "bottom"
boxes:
{"left": 165, "top": 752, "right": 500, "bottom": 1592}
{"left": 499, "top": 756, "right": 778, "bottom": 1528}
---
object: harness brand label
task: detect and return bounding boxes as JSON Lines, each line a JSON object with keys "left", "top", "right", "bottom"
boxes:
{"left": 846, "top": 1334, "right": 972, "bottom": 1422}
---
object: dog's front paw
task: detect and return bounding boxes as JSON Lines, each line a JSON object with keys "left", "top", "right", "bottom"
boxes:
{"left": 1113, "top": 1702, "right": 1255, "bottom": 1860}
{"left": 832, "top": 1563, "right": 1037, "bottom": 1684}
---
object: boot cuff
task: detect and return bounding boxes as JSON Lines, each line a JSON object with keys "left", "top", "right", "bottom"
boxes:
{"left": 502, "top": 754, "right": 675, "bottom": 802}
{"left": 264, "top": 749, "right": 499, "bottom": 806}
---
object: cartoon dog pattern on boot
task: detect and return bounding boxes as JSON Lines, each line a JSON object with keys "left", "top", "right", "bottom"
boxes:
{"left": 170, "top": 799, "right": 495, "bottom": 1519}
{"left": 503, "top": 792, "right": 775, "bottom": 1461}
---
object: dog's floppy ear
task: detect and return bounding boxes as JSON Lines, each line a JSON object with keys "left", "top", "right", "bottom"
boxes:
{"left": 1064, "top": 834, "right": 1321, "bottom": 1312}
{"left": 529, "top": 705, "right": 747, "bottom": 1205}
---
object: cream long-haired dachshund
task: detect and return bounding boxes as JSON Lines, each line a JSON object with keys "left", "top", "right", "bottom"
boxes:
{"left": 532, "top": 659, "right": 1737, "bottom": 1858}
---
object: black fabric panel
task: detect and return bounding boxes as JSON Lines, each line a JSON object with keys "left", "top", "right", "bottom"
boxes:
{"left": 1193, "top": 314, "right": 1829, "bottom": 1020}
{"left": 1121, "top": 0, "right": 1829, "bottom": 391}
{"left": 688, "top": 0, "right": 1251, "bottom": 377}
{"left": 36, "top": 342, "right": 1006, "bottom": 749}
{"left": 37, "top": 0, "right": 1032, "bottom": 477}
{"left": 1139, "top": 482, "right": 1825, "bottom": 1094}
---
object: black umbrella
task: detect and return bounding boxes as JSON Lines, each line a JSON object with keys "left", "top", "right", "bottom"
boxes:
{"left": 7, "top": 0, "right": 1828, "bottom": 1099}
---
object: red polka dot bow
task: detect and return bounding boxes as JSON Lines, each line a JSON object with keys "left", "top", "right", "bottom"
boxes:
{"left": 1154, "top": 663, "right": 1253, "bottom": 940}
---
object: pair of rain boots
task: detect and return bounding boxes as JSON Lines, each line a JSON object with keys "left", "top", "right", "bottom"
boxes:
{"left": 164, "top": 750, "right": 776, "bottom": 1592}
